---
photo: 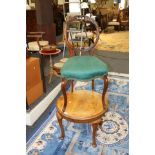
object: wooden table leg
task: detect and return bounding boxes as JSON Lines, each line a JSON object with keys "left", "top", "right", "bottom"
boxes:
{"left": 56, "top": 111, "right": 65, "bottom": 139}
{"left": 48, "top": 55, "right": 54, "bottom": 84}
{"left": 48, "top": 68, "right": 53, "bottom": 84}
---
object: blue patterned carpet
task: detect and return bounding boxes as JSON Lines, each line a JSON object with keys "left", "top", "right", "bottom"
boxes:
{"left": 27, "top": 73, "right": 129, "bottom": 155}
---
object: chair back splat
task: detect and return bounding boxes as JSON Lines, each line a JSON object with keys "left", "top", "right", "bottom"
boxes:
{"left": 64, "top": 15, "right": 99, "bottom": 56}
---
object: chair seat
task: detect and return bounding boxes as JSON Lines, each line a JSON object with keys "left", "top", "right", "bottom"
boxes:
{"left": 61, "top": 56, "right": 108, "bottom": 80}
{"left": 28, "top": 41, "right": 49, "bottom": 51}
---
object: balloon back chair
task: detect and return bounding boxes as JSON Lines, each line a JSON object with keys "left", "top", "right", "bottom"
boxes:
{"left": 55, "top": 15, "right": 109, "bottom": 147}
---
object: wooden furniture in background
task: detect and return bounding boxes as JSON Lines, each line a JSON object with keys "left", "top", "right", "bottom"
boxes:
{"left": 26, "top": 31, "right": 49, "bottom": 51}
{"left": 99, "top": 7, "right": 129, "bottom": 31}
{"left": 26, "top": 57, "right": 43, "bottom": 105}
{"left": 39, "top": 46, "right": 62, "bottom": 83}
{"left": 37, "top": 23, "right": 56, "bottom": 44}
{"left": 119, "top": 8, "right": 129, "bottom": 30}
{"left": 104, "top": 7, "right": 120, "bottom": 31}
{"left": 26, "top": 9, "right": 37, "bottom": 32}
{"left": 26, "top": 9, "right": 56, "bottom": 44}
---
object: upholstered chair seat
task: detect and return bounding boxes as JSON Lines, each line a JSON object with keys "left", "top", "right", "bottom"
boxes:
{"left": 61, "top": 56, "right": 108, "bottom": 80}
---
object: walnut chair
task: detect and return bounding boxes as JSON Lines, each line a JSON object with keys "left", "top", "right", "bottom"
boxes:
{"left": 55, "top": 15, "right": 109, "bottom": 147}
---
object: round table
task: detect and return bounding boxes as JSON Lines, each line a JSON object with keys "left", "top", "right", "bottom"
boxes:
{"left": 39, "top": 47, "right": 61, "bottom": 83}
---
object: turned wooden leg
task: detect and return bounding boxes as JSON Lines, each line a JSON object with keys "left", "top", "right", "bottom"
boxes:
{"left": 102, "top": 75, "right": 108, "bottom": 110}
{"left": 56, "top": 111, "right": 65, "bottom": 140}
{"left": 61, "top": 78, "right": 67, "bottom": 112}
{"left": 70, "top": 80, "right": 74, "bottom": 93}
{"left": 92, "top": 79, "right": 94, "bottom": 90}
{"left": 92, "top": 123, "right": 98, "bottom": 147}
{"left": 48, "top": 56, "right": 53, "bottom": 83}
{"left": 48, "top": 68, "right": 53, "bottom": 84}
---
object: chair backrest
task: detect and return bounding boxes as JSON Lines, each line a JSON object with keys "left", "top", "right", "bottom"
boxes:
{"left": 64, "top": 15, "right": 99, "bottom": 57}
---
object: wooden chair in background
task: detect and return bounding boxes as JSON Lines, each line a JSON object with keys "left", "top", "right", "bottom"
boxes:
{"left": 119, "top": 8, "right": 129, "bottom": 30}
{"left": 26, "top": 32, "right": 49, "bottom": 52}
{"left": 106, "top": 8, "right": 121, "bottom": 31}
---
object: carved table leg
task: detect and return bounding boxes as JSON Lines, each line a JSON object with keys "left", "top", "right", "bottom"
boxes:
{"left": 56, "top": 111, "right": 65, "bottom": 140}
{"left": 92, "top": 123, "right": 98, "bottom": 147}
{"left": 48, "top": 68, "right": 53, "bottom": 84}
{"left": 102, "top": 75, "right": 108, "bottom": 110}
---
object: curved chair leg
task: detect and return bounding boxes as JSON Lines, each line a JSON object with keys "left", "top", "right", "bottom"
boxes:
{"left": 102, "top": 75, "right": 108, "bottom": 110}
{"left": 92, "top": 123, "right": 98, "bottom": 147}
{"left": 56, "top": 111, "right": 65, "bottom": 140}
{"left": 70, "top": 80, "right": 74, "bottom": 93}
{"left": 61, "top": 78, "right": 67, "bottom": 112}
{"left": 98, "top": 120, "right": 103, "bottom": 127}
{"left": 92, "top": 79, "right": 94, "bottom": 90}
